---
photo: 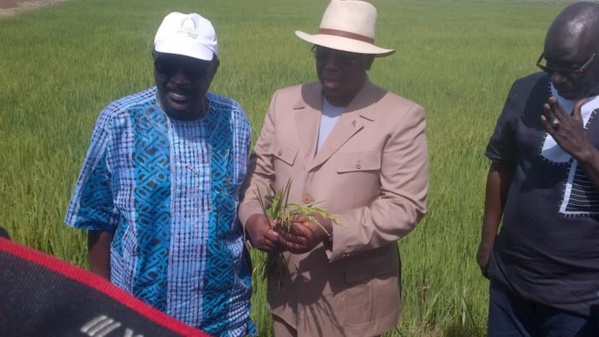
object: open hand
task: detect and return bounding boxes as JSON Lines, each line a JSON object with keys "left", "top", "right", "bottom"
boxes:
{"left": 541, "top": 97, "right": 593, "bottom": 162}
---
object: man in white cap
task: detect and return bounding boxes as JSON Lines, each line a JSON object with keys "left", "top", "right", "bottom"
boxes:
{"left": 239, "top": 1, "right": 429, "bottom": 336}
{"left": 65, "top": 12, "right": 256, "bottom": 336}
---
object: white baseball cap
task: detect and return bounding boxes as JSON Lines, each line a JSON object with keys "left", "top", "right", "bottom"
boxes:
{"left": 154, "top": 12, "right": 218, "bottom": 61}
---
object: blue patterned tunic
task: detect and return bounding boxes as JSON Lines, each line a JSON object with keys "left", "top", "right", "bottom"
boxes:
{"left": 65, "top": 88, "right": 256, "bottom": 336}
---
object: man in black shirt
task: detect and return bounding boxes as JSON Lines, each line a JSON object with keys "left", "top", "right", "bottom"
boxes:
{"left": 478, "top": 2, "right": 599, "bottom": 336}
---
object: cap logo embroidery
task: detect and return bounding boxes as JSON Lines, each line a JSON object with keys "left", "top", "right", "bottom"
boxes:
{"left": 178, "top": 17, "right": 198, "bottom": 38}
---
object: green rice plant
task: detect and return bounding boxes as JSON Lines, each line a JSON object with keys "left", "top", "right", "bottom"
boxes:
{"left": 0, "top": 0, "right": 571, "bottom": 335}
{"left": 254, "top": 179, "right": 341, "bottom": 287}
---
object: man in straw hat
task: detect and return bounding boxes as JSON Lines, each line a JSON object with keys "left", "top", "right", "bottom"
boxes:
{"left": 239, "top": 1, "right": 429, "bottom": 336}
{"left": 65, "top": 12, "right": 256, "bottom": 336}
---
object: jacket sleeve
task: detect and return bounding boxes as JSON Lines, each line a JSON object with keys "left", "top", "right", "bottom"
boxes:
{"left": 238, "top": 91, "right": 279, "bottom": 226}
{"left": 330, "top": 103, "right": 429, "bottom": 262}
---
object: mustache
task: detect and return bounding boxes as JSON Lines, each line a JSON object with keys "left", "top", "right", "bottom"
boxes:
{"left": 166, "top": 85, "right": 192, "bottom": 96}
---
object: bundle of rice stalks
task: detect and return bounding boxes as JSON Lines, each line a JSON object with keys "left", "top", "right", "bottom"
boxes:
{"left": 254, "top": 179, "right": 341, "bottom": 288}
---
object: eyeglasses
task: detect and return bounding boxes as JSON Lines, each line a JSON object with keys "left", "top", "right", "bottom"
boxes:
{"left": 536, "top": 52, "right": 598, "bottom": 76}
{"left": 312, "top": 45, "right": 365, "bottom": 67}
{"left": 154, "top": 56, "right": 213, "bottom": 81}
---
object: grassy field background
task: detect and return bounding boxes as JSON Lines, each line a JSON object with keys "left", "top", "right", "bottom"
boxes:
{"left": 0, "top": 0, "right": 570, "bottom": 336}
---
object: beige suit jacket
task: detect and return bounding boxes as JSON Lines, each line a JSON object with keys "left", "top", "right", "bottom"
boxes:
{"left": 239, "top": 80, "right": 428, "bottom": 337}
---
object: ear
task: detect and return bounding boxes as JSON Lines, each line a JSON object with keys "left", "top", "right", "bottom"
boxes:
{"left": 365, "top": 56, "right": 375, "bottom": 70}
{"left": 206, "top": 60, "right": 219, "bottom": 82}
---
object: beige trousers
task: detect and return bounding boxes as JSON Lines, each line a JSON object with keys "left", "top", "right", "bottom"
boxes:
{"left": 272, "top": 315, "right": 381, "bottom": 337}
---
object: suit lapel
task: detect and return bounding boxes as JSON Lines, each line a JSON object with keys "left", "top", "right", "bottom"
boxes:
{"left": 308, "top": 80, "right": 377, "bottom": 171}
{"left": 294, "top": 83, "right": 322, "bottom": 165}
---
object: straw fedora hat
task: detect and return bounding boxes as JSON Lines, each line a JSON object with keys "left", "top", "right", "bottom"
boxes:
{"left": 295, "top": 0, "right": 394, "bottom": 56}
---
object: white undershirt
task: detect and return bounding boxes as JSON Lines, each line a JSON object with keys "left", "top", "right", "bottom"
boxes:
{"left": 317, "top": 99, "right": 345, "bottom": 153}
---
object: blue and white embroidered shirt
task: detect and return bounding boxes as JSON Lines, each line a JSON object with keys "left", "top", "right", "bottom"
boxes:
{"left": 65, "top": 87, "right": 256, "bottom": 336}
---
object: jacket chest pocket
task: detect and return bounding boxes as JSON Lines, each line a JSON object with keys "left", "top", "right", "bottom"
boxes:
{"left": 270, "top": 138, "right": 299, "bottom": 166}
{"left": 337, "top": 151, "right": 381, "bottom": 174}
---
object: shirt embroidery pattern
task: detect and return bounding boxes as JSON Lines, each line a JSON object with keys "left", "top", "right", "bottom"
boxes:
{"left": 65, "top": 88, "right": 255, "bottom": 336}
{"left": 543, "top": 84, "right": 599, "bottom": 215}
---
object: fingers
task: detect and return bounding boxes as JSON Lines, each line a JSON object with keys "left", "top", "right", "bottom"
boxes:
{"left": 283, "top": 236, "right": 315, "bottom": 254}
{"left": 542, "top": 96, "right": 583, "bottom": 133}
{"left": 540, "top": 114, "right": 560, "bottom": 134}
{"left": 264, "top": 226, "right": 279, "bottom": 242}
{"left": 480, "top": 266, "right": 489, "bottom": 280}
{"left": 266, "top": 227, "right": 295, "bottom": 252}
{"left": 548, "top": 96, "right": 569, "bottom": 118}
{"left": 277, "top": 228, "right": 309, "bottom": 245}
{"left": 277, "top": 224, "right": 310, "bottom": 245}
{"left": 284, "top": 241, "right": 308, "bottom": 254}
{"left": 573, "top": 98, "right": 585, "bottom": 121}
{"left": 293, "top": 215, "right": 309, "bottom": 223}
{"left": 246, "top": 215, "right": 287, "bottom": 252}
{"left": 545, "top": 96, "right": 572, "bottom": 128}
{"left": 547, "top": 96, "right": 586, "bottom": 121}
{"left": 276, "top": 220, "right": 309, "bottom": 234}
{"left": 543, "top": 98, "right": 560, "bottom": 125}
{"left": 258, "top": 234, "right": 278, "bottom": 251}
{"left": 266, "top": 218, "right": 330, "bottom": 254}
{"left": 275, "top": 224, "right": 315, "bottom": 254}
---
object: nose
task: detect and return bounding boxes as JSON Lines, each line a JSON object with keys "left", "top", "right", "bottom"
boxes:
{"left": 549, "top": 71, "right": 568, "bottom": 87}
{"left": 169, "top": 69, "right": 192, "bottom": 84}
{"left": 321, "top": 55, "right": 343, "bottom": 70}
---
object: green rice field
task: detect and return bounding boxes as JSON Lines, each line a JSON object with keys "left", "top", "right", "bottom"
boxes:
{"left": 0, "top": 0, "right": 571, "bottom": 336}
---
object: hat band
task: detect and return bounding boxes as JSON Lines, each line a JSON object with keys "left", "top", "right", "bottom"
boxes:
{"left": 318, "top": 28, "right": 375, "bottom": 44}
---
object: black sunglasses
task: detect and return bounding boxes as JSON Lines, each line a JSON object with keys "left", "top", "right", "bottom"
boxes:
{"left": 311, "top": 45, "right": 365, "bottom": 68}
{"left": 536, "top": 52, "right": 598, "bottom": 76}
{"left": 154, "top": 56, "right": 213, "bottom": 81}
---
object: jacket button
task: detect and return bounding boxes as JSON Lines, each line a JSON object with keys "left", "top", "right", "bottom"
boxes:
{"left": 303, "top": 195, "right": 312, "bottom": 204}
